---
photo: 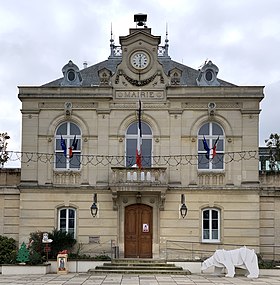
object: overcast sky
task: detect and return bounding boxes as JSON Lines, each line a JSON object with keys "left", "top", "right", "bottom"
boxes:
{"left": 0, "top": 0, "right": 280, "bottom": 167}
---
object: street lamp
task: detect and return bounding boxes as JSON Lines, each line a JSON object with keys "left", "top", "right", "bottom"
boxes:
{"left": 180, "top": 194, "right": 188, "bottom": 219}
{"left": 90, "top": 194, "right": 98, "bottom": 217}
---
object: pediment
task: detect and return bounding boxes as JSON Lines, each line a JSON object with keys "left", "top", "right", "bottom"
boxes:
{"left": 120, "top": 29, "right": 161, "bottom": 47}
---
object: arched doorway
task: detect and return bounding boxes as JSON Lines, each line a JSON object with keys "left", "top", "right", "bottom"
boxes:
{"left": 124, "top": 204, "right": 153, "bottom": 258}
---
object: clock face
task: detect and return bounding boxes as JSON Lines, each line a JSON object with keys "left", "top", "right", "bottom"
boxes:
{"left": 131, "top": 51, "right": 150, "bottom": 70}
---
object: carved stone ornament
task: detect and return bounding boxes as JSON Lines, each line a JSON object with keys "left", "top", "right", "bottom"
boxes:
{"left": 115, "top": 70, "right": 164, "bottom": 86}
{"left": 98, "top": 68, "right": 112, "bottom": 86}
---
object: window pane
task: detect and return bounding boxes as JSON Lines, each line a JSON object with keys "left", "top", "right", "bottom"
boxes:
{"left": 70, "top": 138, "right": 80, "bottom": 150}
{"left": 198, "top": 139, "right": 208, "bottom": 151}
{"left": 56, "top": 154, "right": 66, "bottom": 168}
{"left": 68, "top": 229, "right": 74, "bottom": 238}
{"left": 127, "top": 122, "right": 152, "bottom": 135}
{"left": 203, "top": 219, "right": 209, "bottom": 229}
{"left": 60, "top": 219, "right": 66, "bottom": 229}
{"left": 142, "top": 139, "right": 152, "bottom": 167}
{"left": 216, "top": 139, "right": 223, "bottom": 151}
{"left": 212, "top": 220, "right": 218, "bottom": 229}
{"left": 70, "top": 123, "right": 81, "bottom": 135}
{"left": 212, "top": 229, "right": 218, "bottom": 240}
{"left": 127, "top": 123, "right": 137, "bottom": 135}
{"left": 198, "top": 154, "right": 209, "bottom": 169}
{"left": 126, "top": 138, "right": 137, "bottom": 166}
{"left": 142, "top": 122, "right": 152, "bottom": 135}
{"left": 68, "top": 209, "right": 75, "bottom": 218}
{"left": 212, "top": 123, "right": 223, "bottom": 135}
{"left": 69, "top": 154, "right": 81, "bottom": 169}
{"left": 212, "top": 154, "right": 223, "bottom": 169}
{"left": 203, "top": 230, "right": 209, "bottom": 239}
{"left": 198, "top": 123, "right": 209, "bottom": 135}
{"left": 56, "top": 138, "right": 67, "bottom": 150}
{"left": 68, "top": 219, "right": 75, "bottom": 229}
{"left": 56, "top": 123, "right": 67, "bottom": 135}
{"left": 60, "top": 209, "right": 66, "bottom": 218}
{"left": 212, "top": 210, "right": 218, "bottom": 219}
{"left": 203, "top": 210, "right": 209, "bottom": 219}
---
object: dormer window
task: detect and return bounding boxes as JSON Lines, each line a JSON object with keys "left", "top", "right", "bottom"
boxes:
{"left": 196, "top": 60, "right": 220, "bottom": 87}
{"left": 61, "top": 60, "right": 83, "bottom": 86}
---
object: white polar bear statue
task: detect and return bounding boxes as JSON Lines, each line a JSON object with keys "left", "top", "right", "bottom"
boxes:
{"left": 201, "top": 246, "right": 259, "bottom": 278}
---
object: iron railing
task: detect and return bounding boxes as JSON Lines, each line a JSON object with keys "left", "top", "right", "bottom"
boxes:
{"left": 165, "top": 240, "right": 280, "bottom": 261}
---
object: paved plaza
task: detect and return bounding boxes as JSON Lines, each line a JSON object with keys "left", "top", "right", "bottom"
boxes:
{"left": 0, "top": 274, "right": 280, "bottom": 285}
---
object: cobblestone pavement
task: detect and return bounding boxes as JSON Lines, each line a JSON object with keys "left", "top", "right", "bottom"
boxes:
{"left": 0, "top": 274, "right": 280, "bottom": 285}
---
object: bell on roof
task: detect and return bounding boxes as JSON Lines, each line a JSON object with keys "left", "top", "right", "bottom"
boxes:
{"left": 134, "top": 13, "right": 147, "bottom": 27}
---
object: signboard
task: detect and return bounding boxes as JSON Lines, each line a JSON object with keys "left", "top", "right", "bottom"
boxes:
{"left": 142, "top": 223, "right": 149, "bottom": 232}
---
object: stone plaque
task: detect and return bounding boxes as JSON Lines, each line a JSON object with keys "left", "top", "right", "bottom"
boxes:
{"left": 89, "top": 236, "right": 100, "bottom": 244}
{"left": 115, "top": 90, "right": 165, "bottom": 100}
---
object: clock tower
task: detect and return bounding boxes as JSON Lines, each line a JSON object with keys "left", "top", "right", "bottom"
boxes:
{"left": 111, "top": 14, "right": 168, "bottom": 88}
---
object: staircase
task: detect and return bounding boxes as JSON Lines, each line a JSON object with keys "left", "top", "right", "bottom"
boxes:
{"left": 88, "top": 259, "right": 191, "bottom": 275}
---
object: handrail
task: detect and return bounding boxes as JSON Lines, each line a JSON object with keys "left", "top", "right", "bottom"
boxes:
{"left": 77, "top": 237, "right": 118, "bottom": 259}
{"left": 165, "top": 240, "right": 280, "bottom": 261}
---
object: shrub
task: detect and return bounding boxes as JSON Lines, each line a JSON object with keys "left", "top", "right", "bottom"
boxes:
{"left": 0, "top": 235, "right": 17, "bottom": 264}
{"left": 48, "top": 229, "right": 76, "bottom": 259}
{"left": 257, "top": 254, "right": 278, "bottom": 269}
{"left": 29, "top": 229, "right": 76, "bottom": 260}
{"left": 28, "top": 250, "right": 44, "bottom": 265}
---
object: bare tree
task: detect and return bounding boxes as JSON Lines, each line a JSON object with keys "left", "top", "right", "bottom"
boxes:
{"left": 0, "top": 132, "right": 10, "bottom": 167}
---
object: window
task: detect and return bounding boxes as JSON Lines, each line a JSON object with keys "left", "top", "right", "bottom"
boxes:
{"left": 67, "top": 69, "right": 76, "bottom": 81}
{"left": 58, "top": 208, "right": 76, "bottom": 237}
{"left": 197, "top": 122, "right": 224, "bottom": 170}
{"left": 125, "top": 122, "right": 152, "bottom": 167}
{"left": 205, "top": 69, "right": 213, "bottom": 82}
{"left": 202, "top": 208, "right": 220, "bottom": 242}
{"left": 55, "top": 122, "right": 81, "bottom": 169}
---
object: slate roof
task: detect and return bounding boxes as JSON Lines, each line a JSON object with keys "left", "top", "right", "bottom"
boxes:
{"left": 42, "top": 56, "right": 236, "bottom": 88}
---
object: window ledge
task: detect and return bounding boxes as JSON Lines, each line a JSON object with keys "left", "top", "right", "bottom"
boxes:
{"left": 53, "top": 170, "right": 81, "bottom": 185}
{"left": 201, "top": 240, "right": 221, "bottom": 244}
{"left": 198, "top": 172, "right": 225, "bottom": 186}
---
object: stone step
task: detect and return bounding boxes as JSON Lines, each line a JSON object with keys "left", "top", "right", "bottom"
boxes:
{"left": 90, "top": 268, "right": 190, "bottom": 275}
{"left": 111, "top": 258, "right": 169, "bottom": 264}
{"left": 88, "top": 259, "right": 191, "bottom": 275}
{"left": 95, "top": 265, "right": 182, "bottom": 270}
{"left": 103, "top": 262, "right": 176, "bottom": 268}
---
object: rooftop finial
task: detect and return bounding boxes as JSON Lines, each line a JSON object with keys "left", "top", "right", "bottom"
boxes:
{"left": 110, "top": 22, "right": 114, "bottom": 57}
{"left": 164, "top": 22, "right": 169, "bottom": 56}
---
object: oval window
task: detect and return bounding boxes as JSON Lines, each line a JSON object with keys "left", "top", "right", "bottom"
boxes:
{"left": 205, "top": 70, "right": 213, "bottom": 81}
{"left": 67, "top": 69, "right": 76, "bottom": 81}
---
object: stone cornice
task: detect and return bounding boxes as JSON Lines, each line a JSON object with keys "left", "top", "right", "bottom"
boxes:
{"left": 18, "top": 86, "right": 113, "bottom": 99}
{"left": 166, "top": 86, "right": 264, "bottom": 100}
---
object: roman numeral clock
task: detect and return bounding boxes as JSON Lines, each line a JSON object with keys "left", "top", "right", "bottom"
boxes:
{"left": 130, "top": 51, "right": 150, "bottom": 70}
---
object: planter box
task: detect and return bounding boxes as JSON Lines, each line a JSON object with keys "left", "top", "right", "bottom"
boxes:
{"left": 49, "top": 260, "right": 107, "bottom": 273}
{"left": 2, "top": 264, "right": 51, "bottom": 275}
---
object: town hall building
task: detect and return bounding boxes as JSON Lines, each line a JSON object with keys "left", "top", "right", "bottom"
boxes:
{"left": 1, "top": 14, "right": 279, "bottom": 261}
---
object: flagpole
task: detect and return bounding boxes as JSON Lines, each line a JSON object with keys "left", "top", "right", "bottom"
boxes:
{"left": 136, "top": 89, "right": 142, "bottom": 169}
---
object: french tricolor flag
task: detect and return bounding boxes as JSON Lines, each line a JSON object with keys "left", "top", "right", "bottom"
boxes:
{"left": 60, "top": 135, "right": 78, "bottom": 158}
{"left": 203, "top": 136, "right": 219, "bottom": 160}
{"left": 136, "top": 100, "right": 142, "bottom": 169}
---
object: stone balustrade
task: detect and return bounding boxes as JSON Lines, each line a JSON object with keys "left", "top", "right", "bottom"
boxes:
{"left": 111, "top": 167, "right": 167, "bottom": 185}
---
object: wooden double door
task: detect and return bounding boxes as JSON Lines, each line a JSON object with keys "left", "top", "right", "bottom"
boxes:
{"left": 124, "top": 204, "right": 153, "bottom": 258}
